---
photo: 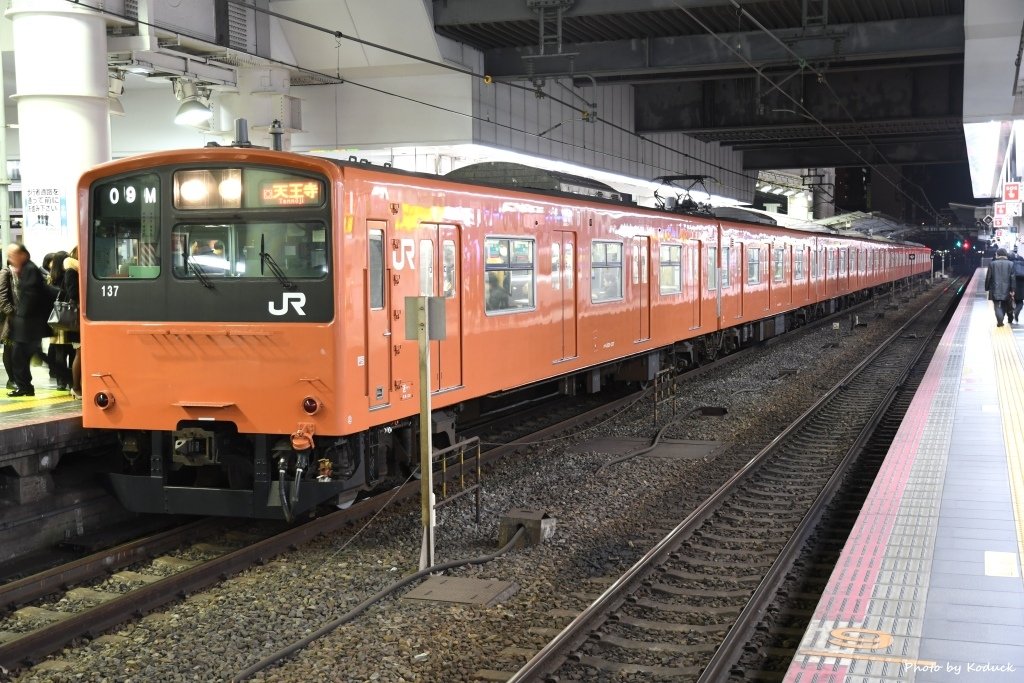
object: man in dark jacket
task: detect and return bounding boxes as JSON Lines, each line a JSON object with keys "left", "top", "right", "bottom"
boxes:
{"left": 0, "top": 259, "right": 15, "bottom": 389}
{"left": 5, "top": 244, "right": 57, "bottom": 396}
{"left": 985, "top": 247, "right": 1015, "bottom": 328}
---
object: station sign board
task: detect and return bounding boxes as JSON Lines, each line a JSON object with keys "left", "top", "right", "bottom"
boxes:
{"left": 1005, "top": 182, "right": 1021, "bottom": 202}
{"left": 1009, "top": 202, "right": 1023, "bottom": 217}
{"left": 994, "top": 217, "right": 1012, "bottom": 228}
{"left": 996, "top": 202, "right": 1008, "bottom": 216}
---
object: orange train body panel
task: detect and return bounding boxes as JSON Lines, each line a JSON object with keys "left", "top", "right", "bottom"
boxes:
{"left": 75, "top": 148, "right": 931, "bottom": 517}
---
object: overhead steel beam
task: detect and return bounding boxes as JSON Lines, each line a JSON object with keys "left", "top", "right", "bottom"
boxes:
{"left": 432, "top": 0, "right": 766, "bottom": 26}
{"left": 482, "top": 15, "right": 962, "bottom": 79}
{"left": 741, "top": 138, "right": 966, "bottom": 169}
{"left": 635, "top": 63, "right": 961, "bottom": 134}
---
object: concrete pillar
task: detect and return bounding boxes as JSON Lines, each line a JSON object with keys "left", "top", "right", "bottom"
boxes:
{"left": 6, "top": 0, "right": 110, "bottom": 258}
{"left": 215, "top": 66, "right": 297, "bottom": 150}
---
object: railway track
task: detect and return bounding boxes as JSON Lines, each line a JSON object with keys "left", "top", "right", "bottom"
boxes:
{"left": 703, "top": 320, "right": 946, "bottom": 681}
{"left": 0, "top": 279, "right": 935, "bottom": 677}
{"left": 508, "top": 278, "right": 963, "bottom": 682}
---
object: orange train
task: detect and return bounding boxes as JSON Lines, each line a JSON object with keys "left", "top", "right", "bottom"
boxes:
{"left": 77, "top": 148, "right": 931, "bottom": 518}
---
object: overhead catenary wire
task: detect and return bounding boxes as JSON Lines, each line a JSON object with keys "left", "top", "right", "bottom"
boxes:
{"left": 222, "top": 0, "right": 804, "bottom": 196}
{"left": 79, "top": 0, "right": 816, "bottom": 199}
{"left": 723, "top": 0, "right": 942, "bottom": 220}
{"left": 673, "top": 0, "right": 941, "bottom": 222}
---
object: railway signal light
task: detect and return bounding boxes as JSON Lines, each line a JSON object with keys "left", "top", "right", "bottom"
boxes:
{"left": 955, "top": 240, "right": 962, "bottom": 248}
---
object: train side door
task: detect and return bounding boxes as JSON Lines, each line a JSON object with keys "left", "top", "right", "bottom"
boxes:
{"left": 366, "top": 221, "right": 391, "bottom": 408}
{"left": 553, "top": 231, "right": 578, "bottom": 360}
{"left": 632, "top": 236, "right": 651, "bottom": 341}
{"left": 688, "top": 239, "right": 701, "bottom": 329}
{"left": 421, "top": 224, "right": 463, "bottom": 392}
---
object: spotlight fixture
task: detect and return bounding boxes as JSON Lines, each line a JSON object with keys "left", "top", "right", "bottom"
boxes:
{"left": 108, "top": 72, "right": 126, "bottom": 117}
{"left": 172, "top": 78, "right": 213, "bottom": 127}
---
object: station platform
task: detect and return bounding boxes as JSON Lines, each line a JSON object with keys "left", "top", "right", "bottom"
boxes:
{"left": 787, "top": 270, "right": 1024, "bottom": 682}
{"left": 0, "top": 359, "right": 90, "bottom": 505}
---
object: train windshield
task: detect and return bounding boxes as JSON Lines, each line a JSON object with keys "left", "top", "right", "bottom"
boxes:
{"left": 172, "top": 222, "right": 328, "bottom": 280}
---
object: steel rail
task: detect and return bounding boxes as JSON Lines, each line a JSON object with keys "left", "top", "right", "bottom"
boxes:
{"left": 0, "top": 519, "right": 217, "bottom": 613}
{"left": 0, "top": 385, "right": 652, "bottom": 673}
{"left": 507, "top": 278, "right": 957, "bottom": 683}
{"left": 0, "top": 278, "right": 934, "bottom": 673}
{"left": 695, "top": 282, "right": 960, "bottom": 682}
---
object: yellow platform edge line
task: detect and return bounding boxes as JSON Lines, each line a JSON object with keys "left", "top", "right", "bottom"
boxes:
{"left": 991, "top": 326, "right": 1024, "bottom": 578}
{"left": 0, "top": 394, "right": 75, "bottom": 413}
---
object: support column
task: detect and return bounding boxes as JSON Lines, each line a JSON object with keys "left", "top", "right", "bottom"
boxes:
{"left": 215, "top": 66, "right": 298, "bottom": 150}
{"left": 6, "top": 0, "right": 110, "bottom": 257}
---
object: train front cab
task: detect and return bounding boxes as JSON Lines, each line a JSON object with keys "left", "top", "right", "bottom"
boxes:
{"left": 79, "top": 151, "right": 378, "bottom": 519}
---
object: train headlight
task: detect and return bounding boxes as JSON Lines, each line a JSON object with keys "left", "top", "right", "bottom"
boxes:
{"left": 302, "top": 396, "right": 322, "bottom": 415}
{"left": 94, "top": 392, "right": 114, "bottom": 409}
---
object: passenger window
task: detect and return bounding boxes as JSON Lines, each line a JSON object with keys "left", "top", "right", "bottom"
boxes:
{"left": 369, "top": 230, "right": 384, "bottom": 309}
{"left": 591, "top": 241, "right": 623, "bottom": 303}
{"left": 631, "top": 244, "right": 640, "bottom": 285}
{"left": 747, "top": 247, "right": 760, "bottom": 285}
{"left": 640, "top": 244, "right": 649, "bottom": 285}
{"left": 794, "top": 248, "right": 805, "bottom": 280}
{"left": 484, "top": 237, "right": 534, "bottom": 313}
{"left": 419, "top": 240, "right": 434, "bottom": 296}
{"left": 839, "top": 248, "right": 848, "bottom": 275}
{"left": 552, "top": 244, "right": 561, "bottom": 291}
{"left": 442, "top": 240, "right": 456, "bottom": 298}
{"left": 708, "top": 246, "right": 718, "bottom": 290}
{"left": 773, "top": 247, "right": 785, "bottom": 283}
{"left": 722, "top": 246, "right": 731, "bottom": 288}
{"left": 659, "top": 244, "right": 682, "bottom": 295}
{"left": 564, "top": 244, "right": 574, "bottom": 290}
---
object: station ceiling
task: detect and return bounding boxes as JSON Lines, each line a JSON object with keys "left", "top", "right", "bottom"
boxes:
{"left": 433, "top": 0, "right": 967, "bottom": 170}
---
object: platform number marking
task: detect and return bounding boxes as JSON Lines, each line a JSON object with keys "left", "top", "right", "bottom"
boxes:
{"left": 100, "top": 284, "right": 119, "bottom": 297}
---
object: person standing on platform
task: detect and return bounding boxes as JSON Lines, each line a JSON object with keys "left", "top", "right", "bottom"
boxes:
{"left": 5, "top": 244, "right": 57, "bottom": 397}
{"left": 47, "top": 251, "right": 74, "bottom": 390}
{"left": 1011, "top": 248, "right": 1024, "bottom": 324}
{"left": 985, "top": 247, "right": 1015, "bottom": 328}
{"left": 63, "top": 248, "right": 82, "bottom": 398}
{"left": 0, "top": 256, "right": 16, "bottom": 389}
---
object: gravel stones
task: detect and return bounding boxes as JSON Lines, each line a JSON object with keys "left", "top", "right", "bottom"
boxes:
{"left": 11, "top": 289, "right": 942, "bottom": 682}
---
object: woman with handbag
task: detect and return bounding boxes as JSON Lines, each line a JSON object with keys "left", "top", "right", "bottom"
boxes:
{"left": 47, "top": 251, "right": 75, "bottom": 391}
{"left": 63, "top": 247, "right": 82, "bottom": 398}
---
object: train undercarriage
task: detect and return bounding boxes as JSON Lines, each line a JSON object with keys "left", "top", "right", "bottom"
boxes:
{"left": 107, "top": 277, "right": 925, "bottom": 519}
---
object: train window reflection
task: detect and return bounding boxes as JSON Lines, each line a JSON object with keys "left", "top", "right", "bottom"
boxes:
{"left": 722, "top": 246, "right": 731, "bottom": 288}
{"left": 369, "top": 230, "right": 384, "bottom": 309}
{"left": 591, "top": 240, "right": 622, "bottom": 303}
{"left": 171, "top": 222, "right": 328, "bottom": 280}
{"left": 660, "top": 244, "right": 682, "bottom": 295}
{"left": 484, "top": 237, "right": 534, "bottom": 313}
{"left": 91, "top": 172, "right": 161, "bottom": 279}
{"left": 747, "top": 247, "right": 761, "bottom": 285}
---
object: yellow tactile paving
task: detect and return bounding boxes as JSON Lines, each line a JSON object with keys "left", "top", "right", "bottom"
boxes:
{"left": 990, "top": 325, "right": 1024, "bottom": 578}
{"left": 0, "top": 391, "right": 76, "bottom": 413}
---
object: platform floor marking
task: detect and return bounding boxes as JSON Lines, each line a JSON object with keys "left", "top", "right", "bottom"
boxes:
{"left": 991, "top": 325, "right": 1024, "bottom": 581}
{"left": 0, "top": 393, "right": 75, "bottom": 413}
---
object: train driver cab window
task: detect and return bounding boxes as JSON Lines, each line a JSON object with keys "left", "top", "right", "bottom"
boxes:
{"left": 484, "top": 237, "right": 535, "bottom": 313}
{"left": 721, "top": 246, "right": 731, "bottom": 288}
{"left": 794, "top": 248, "right": 806, "bottom": 280}
{"left": 591, "top": 241, "right": 623, "bottom": 302}
{"left": 91, "top": 172, "right": 161, "bottom": 279}
{"left": 773, "top": 247, "right": 785, "bottom": 283}
{"left": 369, "top": 230, "right": 385, "bottom": 309}
{"left": 747, "top": 247, "right": 761, "bottom": 285}
{"left": 172, "top": 222, "right": 327, "bottom": 280}
{"left": 659, "top": 244, "right": 682, "bottom": 295}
